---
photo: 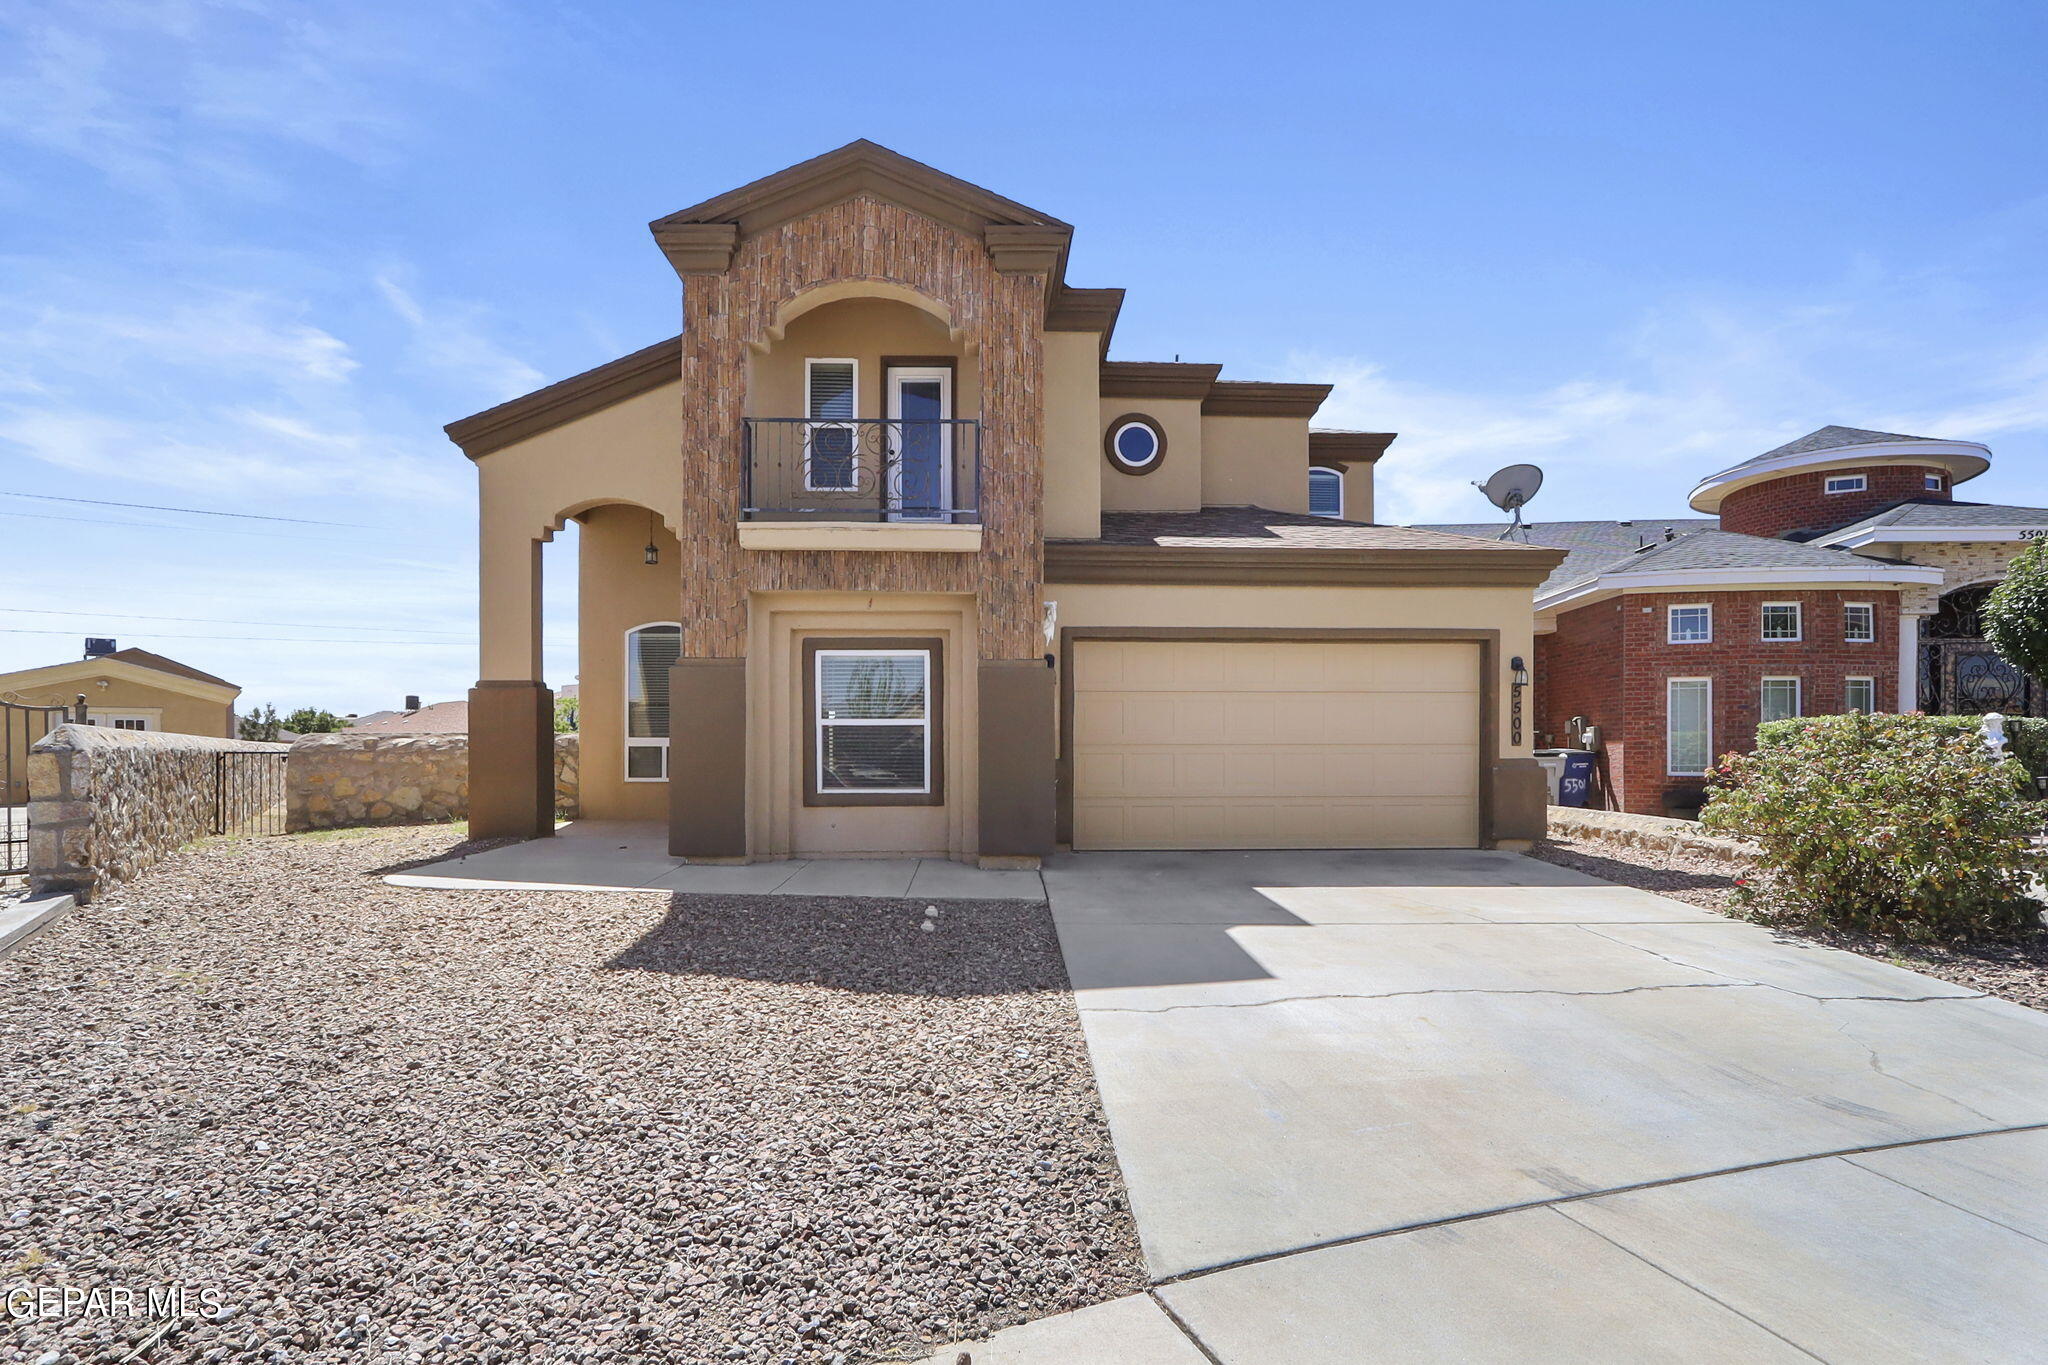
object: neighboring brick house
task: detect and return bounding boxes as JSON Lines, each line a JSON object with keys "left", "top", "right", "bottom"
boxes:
{"left": 1426, "top": 425, "right": 2048, "bottom": 816}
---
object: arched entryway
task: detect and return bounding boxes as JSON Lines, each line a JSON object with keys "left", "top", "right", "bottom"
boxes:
{"left": 1921, "top": 582, "right": 2045, "bottom": 716}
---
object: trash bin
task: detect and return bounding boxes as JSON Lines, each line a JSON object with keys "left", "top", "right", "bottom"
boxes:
{"left": 1533, "top": 750, "right": 1567, "bottom": 805}
{"left": 1556, "top": 749, "right": 1596, "bottom": 808}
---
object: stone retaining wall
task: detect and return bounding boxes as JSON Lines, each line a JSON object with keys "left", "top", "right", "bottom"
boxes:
{"left": 1545, "top": 805, "right": 1755, "bottom": 864}
{"left": 28, "top": 726, "right": 290, "bottom": 902}
{"left": 287, "top": 732, "right": 578, "bottom": 832}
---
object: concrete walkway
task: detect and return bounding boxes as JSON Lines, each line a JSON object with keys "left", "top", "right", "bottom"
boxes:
{"left": 385, "top": 820, "right": 1047, "bottom": 901}
{"left": 918, "top": 849, "right": 2048, "bottom": 1363}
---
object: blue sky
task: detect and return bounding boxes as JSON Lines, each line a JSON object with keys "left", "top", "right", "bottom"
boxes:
{"left": 2, "top": 0, "right": 2044, "bottom": 715}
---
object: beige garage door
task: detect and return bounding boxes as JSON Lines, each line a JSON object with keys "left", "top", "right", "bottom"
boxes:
{"left": 1071, "top": 639, "right": 1482, "bottom": 850}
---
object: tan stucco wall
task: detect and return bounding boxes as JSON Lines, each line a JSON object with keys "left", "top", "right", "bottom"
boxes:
{"left": 1046, "top": 582, "right": 1538, "bottom": 761}
{"left": 1339, "top": 464, "right": 1376, "bottom": 523}
{"left": 1201, "top": 415, "right": 1313, "bottom": 514}
{"left": 748, "top": 591, "right": 978, "bottom": 859}
{"left": 1043, "top": 331, "right": 1103, "bottom": 540}
{"left": 476, "top": 382, "right": 685, "bottom": 681}
{"left": 575, "top": 504, "right": 683, "bottom": 821}
{"left": 746, "top": 297, "right": 975, "bottom": 419}
{"left": 1, "top": 666, "right": 233, "bottom": 803}
{"left": 1100, "top": 397, "right": 1204, "bottom": 512}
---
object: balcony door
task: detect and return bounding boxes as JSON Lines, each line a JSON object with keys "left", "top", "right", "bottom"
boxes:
{"left": 885, "top": 364, "right": 951, "bottom": 522}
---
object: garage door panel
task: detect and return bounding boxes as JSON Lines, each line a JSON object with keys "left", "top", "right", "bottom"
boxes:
{"left": 1072, "top": 640, "right": 1482, "bottom": 850}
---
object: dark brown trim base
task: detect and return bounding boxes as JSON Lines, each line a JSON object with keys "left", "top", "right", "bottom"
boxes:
{"left": 1056, "top": 627, "right": 1506, "bottom": 849}
{"left": 978, "top": 660, "right": 1055, "bottom": 857}
{"left": 668, "top": 659, "right": 747, "bottom": 858}
{"left": 1490, "top": 757, "right": 1548, "bottom": 842}
{"left": 468, "top": 680, "right": 555, "bottom": 840}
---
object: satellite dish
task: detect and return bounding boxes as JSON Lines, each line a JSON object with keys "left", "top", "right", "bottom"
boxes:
{"left": 1475, "top": 463, "right": 1544, "bottom": 531}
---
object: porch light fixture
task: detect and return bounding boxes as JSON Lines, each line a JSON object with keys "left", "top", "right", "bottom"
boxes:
{"left": 1510, "top": 656, "right": 1529, "bottom": 746}
{"left": 643, "top": 510, "right": 660, "bottom": 566}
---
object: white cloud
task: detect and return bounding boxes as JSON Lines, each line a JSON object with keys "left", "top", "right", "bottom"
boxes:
{"left": 1291, "top": 284, "right": 2048, "bottom": 526}
{"left": 376, "top": 269, "right": 545, "bottom": 403}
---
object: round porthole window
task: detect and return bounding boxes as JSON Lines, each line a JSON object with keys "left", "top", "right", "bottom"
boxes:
{"left": 1104, "top": 414, "right": 1167, "bottom": 475}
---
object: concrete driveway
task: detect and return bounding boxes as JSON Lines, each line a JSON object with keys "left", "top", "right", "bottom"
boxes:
{"left": 923, "top": 849, "right": 2048, "bottom": 1363}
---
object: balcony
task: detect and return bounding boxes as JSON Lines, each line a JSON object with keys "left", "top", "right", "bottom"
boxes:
{"left": 739, "top": 417, "right": 982, "bottom": 551}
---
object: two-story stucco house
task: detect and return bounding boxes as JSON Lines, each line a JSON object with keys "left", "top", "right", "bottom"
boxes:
{"left": 445, "top": 142, "right": 1563, "bottom": 864}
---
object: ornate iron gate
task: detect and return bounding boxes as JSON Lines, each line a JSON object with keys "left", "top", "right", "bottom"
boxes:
{"left": 1920, "top": 583, "right": 2048, "bottom": 718}
{"left": 2, "top": 695, "right": 86, "bottom": 879}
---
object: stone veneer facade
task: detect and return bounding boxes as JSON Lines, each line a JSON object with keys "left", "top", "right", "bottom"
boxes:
{"left": 28, "top": 725, "right": 289, "bottom": 901}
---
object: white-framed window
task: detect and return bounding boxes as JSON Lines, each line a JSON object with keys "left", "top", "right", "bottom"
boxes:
{"left": 1307, "top": 466, "right": 1344, "bottom": 519}
{"left": 1925, "top": 473, "right": 1944, "bottom": 492}
{"left": 1761, "top": 602, "right": 1802, "bottom": 641}
{"left": 1760, "top": 676, "right": 1802, "bottom": 723}
{"left": 88, "top": 712, "right": 156, "bottom": 731}
{"left": 1844, "top": 676, "right": 1877, "bottom": 714}
{"left": 1824, "top": 474, "right": 1868, "bottom": 494}
{"left": 1843, "top": 603, "right": 1875, "bottom": 643}
{"left": 624, "top": 622, "right": 681, "bottom": 781}
{"left": 1667, "top": 678, "right": 1712, "bottom": 777}
{"left": 1667, "top": 604, "right": 1712, "bottom": 643}
{"left": 815, "top": 649, "right": 932, "bottom": 795}
{"left": 804, "top": 358, "right": 859, "bottom": 492}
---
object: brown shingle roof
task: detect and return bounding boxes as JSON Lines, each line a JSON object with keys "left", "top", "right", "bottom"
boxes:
{"left": 347, "top": 700, "right": 469, "bottom": 734}
{"left": 103, "top": 648, "right": 237, "bottom": 690}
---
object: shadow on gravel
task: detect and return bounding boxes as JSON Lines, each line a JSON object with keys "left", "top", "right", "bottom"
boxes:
{"left": 605, "top": 892, "right": 1071, "bottom": 996}
{"left": 367, "top": 835, "right": 529, "bottom": 876}
{"left": 1533, "top": 841, "right": 1739, "bottom": 896}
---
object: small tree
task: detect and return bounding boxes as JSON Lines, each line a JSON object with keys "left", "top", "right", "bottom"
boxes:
{"left": 238, "top": 704, "right": 283, "bottom": 742}
{"left": 554, "top": 695, "right": 579, "bottom": 734}
{"left": 282, "top": 707, "right": 347, "bottom": 734}
{"left": 1984, "top": 540, "right": 2048, "bottom": 685}
{"left": 1704, "top": 712, "right": 2045, "bottom": 942}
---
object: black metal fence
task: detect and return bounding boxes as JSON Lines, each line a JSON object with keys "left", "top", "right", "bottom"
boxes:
{"left": 742, "top": 418, "right": 982, "bottom": 523}
{"left": 214, "top": 750, "right": 290, "bottom": 837}
{"left": 2, "top": 695, "right": 86, "bottom": 879}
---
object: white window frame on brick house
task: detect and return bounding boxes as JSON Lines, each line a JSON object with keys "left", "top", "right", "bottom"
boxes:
{"left": 1761, "top": 602, "right": 1802, "bottom": 641}
{"left": 1667, "top": 677, "right": 1713, "bottom": 777}
{"left": 1824, "top": 474, "right": 1868, "bottom": 494}
{"left": 1925, "top": 472, "right": 1944, "bottom": 492}
{"left": 1760, "top": 676, "right": 1802, "bottom": 723}
{"left": 1843, "top": 602, "right": 1875, "bottom": 643}
{"left": 1844, "top": 676, "right": 1877, "bottom": 713}
{"left": 624, "top": 621, "right": 682, "bottom": 782}
{"left": 1667, "top": 603, "right": 1713, "bottom": 643}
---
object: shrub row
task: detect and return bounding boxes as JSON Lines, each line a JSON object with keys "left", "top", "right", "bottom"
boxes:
{"left": 1707, "top": 711, "right": 2045, "bottom": 943}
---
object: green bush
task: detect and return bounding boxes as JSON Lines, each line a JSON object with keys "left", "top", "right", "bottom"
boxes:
{"left": 1757, "top": 713, "right": 2048, "bottom": 785}
{"left": 1706, "top": 711, "right": 2045, "bottom": 942}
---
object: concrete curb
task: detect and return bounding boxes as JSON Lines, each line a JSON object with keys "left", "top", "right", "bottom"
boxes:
{"left": 0, "top": 891, "right": 76, "bottom": 959}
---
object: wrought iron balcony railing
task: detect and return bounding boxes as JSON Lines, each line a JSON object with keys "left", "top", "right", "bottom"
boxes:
{"left": 742, "top": 418, "right": 982, "bottom": 523}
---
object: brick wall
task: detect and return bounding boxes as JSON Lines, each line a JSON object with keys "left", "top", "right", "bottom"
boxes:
{"left": 1539, "top": 589, "right": 1901, "bottom": 815}
{"left": 1717, "top": 464, "right": 1948, "bottom": 539}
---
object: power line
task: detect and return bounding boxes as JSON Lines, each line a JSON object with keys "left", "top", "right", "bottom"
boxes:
{"left": 0, "top": 628, "right": 467, "bottom": 646}
{"left": 0, "top": 490, "right": 367, "bottom": 527}
{"left": 0, "top": 606, "right": 470, "bottom": 637}
{"left": 0, "top": 508, "right": 360, "bottom": 544}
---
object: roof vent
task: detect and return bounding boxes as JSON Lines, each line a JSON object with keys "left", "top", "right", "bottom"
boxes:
{"left": 404, "top": 694, "right": 421, "bottom": 712}
{"left": 84, "top": 637, "right": 117, "bottom": 658}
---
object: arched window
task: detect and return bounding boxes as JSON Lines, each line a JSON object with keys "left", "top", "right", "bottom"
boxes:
{"left": 624, "top": 622, "right": 681, "bottom": 781}
{"left": 1308, "top": 466, "right": 1344, "bottom": 519}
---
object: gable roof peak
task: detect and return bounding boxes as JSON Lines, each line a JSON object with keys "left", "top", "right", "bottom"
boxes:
{"left": 650, "top": 140, "right": 1067, "bottom": 271}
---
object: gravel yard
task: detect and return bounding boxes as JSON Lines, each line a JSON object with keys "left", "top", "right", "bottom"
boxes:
{"left": 1529, "top": 833, "right": 2048, "bottom": 1012}
{"left": 1, "top": 827, "right": 1143, "bottom": 1364}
